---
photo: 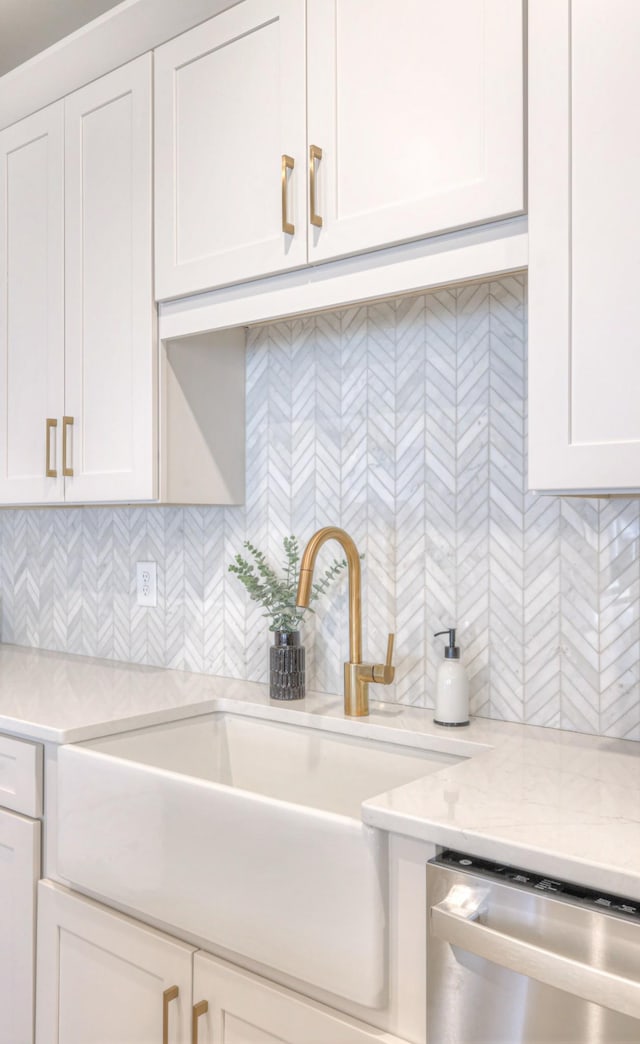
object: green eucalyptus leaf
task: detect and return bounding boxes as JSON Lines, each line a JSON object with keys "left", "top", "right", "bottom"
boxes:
{"left": 229, "top": 534, "right": 349, "bottom": 632}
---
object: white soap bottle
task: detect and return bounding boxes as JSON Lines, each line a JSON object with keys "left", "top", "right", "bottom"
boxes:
{"left": 433, "top": 628, "right": 470, "bottom": 727}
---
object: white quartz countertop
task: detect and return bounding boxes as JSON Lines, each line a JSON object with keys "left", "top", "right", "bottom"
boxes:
{"left": 1, "top": 643, "right": 640, "bottom": 900}
{"left": 362, "top": 729, "right": 640, "bottom": 901}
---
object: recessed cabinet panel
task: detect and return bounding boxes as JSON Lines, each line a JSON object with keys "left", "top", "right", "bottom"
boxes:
{"left": 571, "top": 2, "right": 640, "bottom": 446}
{"left": 72, "top": 92, "right": 135, "bottom": 474}
{"left": 176, "top": 21, "right": 279, "bottom": 261}
{"left": 155, "top": 0, "right": 307, "bottom": 299}
{"left": 64, "top": 54, "right": 155, "bottom": 502}
{"left": 0, "top": 103, "right": 65, "bottom": 504}
{"left": 529, "top": 0, "right": 640, "bottom": 491}
{"left": 307, "top": 0, "right": 524, "bottom": 263}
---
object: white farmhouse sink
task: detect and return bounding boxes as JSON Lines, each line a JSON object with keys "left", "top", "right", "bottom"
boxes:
{"left": 57, "top": 711, "right": 463, "bottom": 1006}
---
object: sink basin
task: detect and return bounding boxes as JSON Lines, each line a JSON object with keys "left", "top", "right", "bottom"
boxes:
{"left": 57, "top": 710, "right": 463, "bottom": 1006}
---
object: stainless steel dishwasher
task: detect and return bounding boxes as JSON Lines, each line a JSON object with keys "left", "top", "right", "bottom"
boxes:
{"left": 427, "top": 850, "right": 640, "bottom": 1043}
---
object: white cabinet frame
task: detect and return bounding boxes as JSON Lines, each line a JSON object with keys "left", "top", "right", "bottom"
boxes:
{"left": 529, "top": 0, "right": 640, "bottom": 492}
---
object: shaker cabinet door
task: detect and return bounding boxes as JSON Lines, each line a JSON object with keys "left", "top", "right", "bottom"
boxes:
{"left": 0, "top": 103, "right": 65, "bottom": 504}
{"left": 0, "top": 808, "right": 40, "bottom": 1044}
{"left": 36, "top": 882, "right": 195, "bottom": 1044}
{"left": 306, "top": 0, "right": 524, "bottom": 264}
{"left": 64, "top": 54, "right": 155, "bottom": 503}
{"left": 154, "top": 0, "right": 307, "bottom": 300}
{"left": 192, "top": 951, "right": 407, "bottom": 1044}
{"left": 529, "top": 0, "right": 640, "bottom": 491}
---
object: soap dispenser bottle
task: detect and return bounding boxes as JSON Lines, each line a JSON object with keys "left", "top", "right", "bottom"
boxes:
{"left": 433, "top": 628, "right": 469, "bottom": 727}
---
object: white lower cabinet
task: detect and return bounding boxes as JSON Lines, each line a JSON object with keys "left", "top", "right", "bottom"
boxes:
{"left": 36, "top": 883, "right": 407, "bottom": 1044}
{"left": 36, "top": 882, "right": 194, "bottom": 1044}
{"left": 0, "top": 807, "right": 40, "bottom": 1044}
{"left": 192, "top": 951, "right": 406, "bottom": 1044}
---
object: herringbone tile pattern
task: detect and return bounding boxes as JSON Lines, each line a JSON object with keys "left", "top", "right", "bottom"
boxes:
{"left": 1, "top": 275, "right": 639, "bottom": 739}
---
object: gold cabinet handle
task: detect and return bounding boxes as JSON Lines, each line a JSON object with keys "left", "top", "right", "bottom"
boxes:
{"left": 162, "top": 986, "right": 179, "bottom": 1044}
{"left": 309, "top": 144, "right": 323, "bottom": 228}
{"left": 192, "top": 1000, "right": 208, "bottom": 1044}
{"left": 281, "top": 154, "right": 295, "bottom": 235}
{"left": 62, "top": 416, "right": 74, "bottom": 477}
{"left": 45, "top": 418, "right": 58, "bottom": 478}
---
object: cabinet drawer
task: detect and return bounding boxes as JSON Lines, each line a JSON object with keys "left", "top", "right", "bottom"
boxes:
{"left": 0, "top": 733, "right": 43, "bottom": 818}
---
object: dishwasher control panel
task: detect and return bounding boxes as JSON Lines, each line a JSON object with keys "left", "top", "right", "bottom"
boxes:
{"left": 434, "top": 849, "right": 640, "bottom": 920}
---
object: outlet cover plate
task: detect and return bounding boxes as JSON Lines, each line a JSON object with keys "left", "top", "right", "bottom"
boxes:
{"left": 136, "top": 561, "right": 157, "bottom": 607}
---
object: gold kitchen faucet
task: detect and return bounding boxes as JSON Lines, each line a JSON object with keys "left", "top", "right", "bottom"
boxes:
{"left": 296, "top": 527, "right": 395, "bottom": 716}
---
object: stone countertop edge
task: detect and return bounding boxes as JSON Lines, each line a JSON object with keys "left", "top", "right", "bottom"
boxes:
{"left": 0, "top": 642, "right": 639, "bottom": 899}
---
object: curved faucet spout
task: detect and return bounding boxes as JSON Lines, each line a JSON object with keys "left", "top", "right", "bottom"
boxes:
{"left": 297, "top": 527, "right": 394, "bottom": 717}
{"left": 296, "top": 526, "right": 362, "bottom": 665}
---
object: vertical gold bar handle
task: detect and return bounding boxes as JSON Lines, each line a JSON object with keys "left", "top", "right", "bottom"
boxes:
{"left": 62, "top": 416, "right": 74, "bottom": 477}
{"left": 192, "top": 1000, "right": 208, "bottom": 1044}
{"left": 45, "top": 418, "right": 58, "bottom": 478}
{"left": 281, "top": 154, "right": 295, "bottom": 235}
{"left": 309, "top": 144, "right": 323, "bottom": 228}
{"left": 162, "top": 986, "right": 179, "bottom": 1044}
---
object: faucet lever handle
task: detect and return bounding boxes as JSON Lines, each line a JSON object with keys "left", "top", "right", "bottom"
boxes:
{"left": 373, "top": 632, "right": 395, "bottom": 685}
{"left": 385, "top": 632, "right": 395, "bottom": 669}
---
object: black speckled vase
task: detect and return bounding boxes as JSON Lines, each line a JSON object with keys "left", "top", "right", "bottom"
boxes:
{"left": 270, "top": 630, "right": 305, "bottom": 700}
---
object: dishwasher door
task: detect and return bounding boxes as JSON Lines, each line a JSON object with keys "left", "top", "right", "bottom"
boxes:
{"left": 427, "top": 858, "right": 640, "bottom": 1044}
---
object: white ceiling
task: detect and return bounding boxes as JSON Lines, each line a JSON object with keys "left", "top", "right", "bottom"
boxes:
{"left": 0, "top": 0, "right": 125, "bottom": 76}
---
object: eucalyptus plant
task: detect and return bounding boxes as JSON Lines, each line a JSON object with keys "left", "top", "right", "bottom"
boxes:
{"left": 229, "top": 535, "right": 349, "bottom": 632}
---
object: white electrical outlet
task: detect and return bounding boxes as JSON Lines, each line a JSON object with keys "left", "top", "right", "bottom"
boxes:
{"left": 136, "top": 561, "right": 157, "bottom": 607}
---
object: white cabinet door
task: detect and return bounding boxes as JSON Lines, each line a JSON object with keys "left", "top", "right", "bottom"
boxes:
{"left": 64, "top": 54, "right": 156, "bottom": 502}
{"left": 154, "top": 0, "right": 307, "bottom": 300}
{"left": 0, "top": 103, "right": 65, "bottom": 504}
{"left": 192, "top": 951, "right": 407, "bottom": 1044}
{"left": 529, "top": 0, "right": 640, "bottom": 492}
{"left": 307, "top": 0, "right": 524, "bottom": 263}
{"left": 0, "top": 808, "right": 40, "bottom": 1044}
{"left": 36, "top": 881, "right": 195, "bottom": 1044}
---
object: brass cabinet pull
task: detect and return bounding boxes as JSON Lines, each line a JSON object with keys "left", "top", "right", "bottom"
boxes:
{"left": 45, "top": 418, "right": 58, "bottom": 478}
{"left": 62, "top": 416, "right": 74, "bottom": 477}
{"left": 281, "top": 154, "right": 295, "bottom": 235}
{"left": 162, "top": 986, "right": 179, "bottom": 1044}
{"left": 192, "top": 1000, "right": 208, "bottom": 1044}
{"left": 309, "top": 144, "right": 323, "bottom": 228}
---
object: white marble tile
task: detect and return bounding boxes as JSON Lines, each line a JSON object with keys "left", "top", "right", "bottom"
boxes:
{"left": 0, "top": 276, "right": 638, "bottom": 740}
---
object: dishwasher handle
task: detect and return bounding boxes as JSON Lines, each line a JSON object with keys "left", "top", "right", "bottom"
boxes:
{"left": 431, "top": 899, "right": 640, "bottom": 1021}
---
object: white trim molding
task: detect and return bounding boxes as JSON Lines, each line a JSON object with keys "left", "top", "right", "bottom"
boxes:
{"left": 0, "top": 0, "right": 240, "bottom": 130}
{"left": 159, "top": 217, "right": 528, "bottom": 339}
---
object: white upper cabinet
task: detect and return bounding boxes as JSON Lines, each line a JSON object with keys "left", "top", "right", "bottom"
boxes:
{"left": 0, "top": 52, "right": 244, "bottom": 507}
{"left": 529, "top": 0, "right": 640, "bottom": 492}
{"left": 306, "top": 0, "right": 524, "bottom": 264}
{"left": 154, "top": 0, "right": 307, "bottom": 299}
{"left": 64, "top": 54, "right": 155, "bottom": 502}
{"left": 154, "top": 0, "right": 524, "bottom": 300}
{"left": 0, "top": 103, "right": 65, "bottom": 504}
{"left": 0, "top": 55, "right": 156, "bottom": 506}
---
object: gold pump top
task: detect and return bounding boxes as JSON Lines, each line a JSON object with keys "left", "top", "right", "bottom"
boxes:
{"left": 296, "top": 526, "right": 362, "bottom": 664}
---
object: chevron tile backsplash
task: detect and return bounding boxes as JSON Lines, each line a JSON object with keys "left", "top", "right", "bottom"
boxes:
{"left": 1, "top": 274, "right": 639, "bottom": 740}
